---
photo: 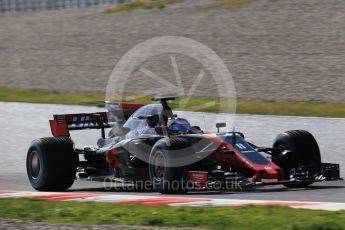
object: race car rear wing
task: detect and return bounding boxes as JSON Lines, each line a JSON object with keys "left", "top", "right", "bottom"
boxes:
{"left": 49, "top": 102, "right": 144, "bottom": 137}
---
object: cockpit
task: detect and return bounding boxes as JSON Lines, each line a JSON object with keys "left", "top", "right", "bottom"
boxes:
{"left": 123, "top": 104, "right": 165, "bottom": 138}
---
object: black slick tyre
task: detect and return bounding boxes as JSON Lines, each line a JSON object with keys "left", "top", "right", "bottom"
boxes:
{"left": 149, "top": 137, "right": 192, "bottom": 194}
{"left": 273, "top": 130, "right": 321, "bottom": 188}
{"left": 26, "top": 137, "right": 78, "bottom": 191}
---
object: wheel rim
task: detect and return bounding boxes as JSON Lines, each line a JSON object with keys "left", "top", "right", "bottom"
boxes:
{"left": 152, "top": 151, "right": 166, "bottom": 181}
{"left": 29, "top": 151, "right": 41, "bottom": 179}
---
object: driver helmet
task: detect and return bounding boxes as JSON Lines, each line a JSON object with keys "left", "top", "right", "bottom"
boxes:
{"left": 168, "top": 117, "right": 191, "bottom": 133}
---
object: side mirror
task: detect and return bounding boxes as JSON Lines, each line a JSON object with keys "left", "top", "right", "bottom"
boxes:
{"left": 137, "top": 115, "right": 152, "bottom": 120}
{"left": 216, "top": 122, "right": 226, "bottom": 133}
{"left": 138, "top": 114, "right": 161, "bottom": 128}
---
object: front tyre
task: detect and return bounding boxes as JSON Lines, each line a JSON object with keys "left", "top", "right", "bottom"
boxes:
{"left": 26, "top": 137, "right": 78, "bottom": 191}
{"left": 273, "top": 130, "right": 321, "bottom": 188}
{"left": 149, "top": 138, "right": 191, "bottom": 194}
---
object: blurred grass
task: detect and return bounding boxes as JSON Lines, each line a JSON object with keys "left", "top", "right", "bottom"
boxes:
{"left": 0, "top": 88, "right": 105, "bottom": 107}
{"left": 236, "top": 100, "right": 345, "bottom": 118}
{"left": 1, "top": 88, "right": 345, "bottom": 117}
{"left": 104, "top": 0, "right": 255, "bottom": 13}
{"left": 104, "top": 0, "right": 183, "bottom": 13}
{"left": 199, "top": 0, "right": 255, "bottom": 11}
{"left": 0, "top": 198, "right": 345, "bottom": 229}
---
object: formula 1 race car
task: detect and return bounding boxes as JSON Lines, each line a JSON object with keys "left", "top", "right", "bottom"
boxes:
{"left": 26, "top": 97, "right": 342, "bottom": 193}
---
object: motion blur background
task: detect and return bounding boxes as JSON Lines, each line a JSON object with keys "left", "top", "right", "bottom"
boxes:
{"left": 0, "top": 0, "right": 344, "bottom": 102}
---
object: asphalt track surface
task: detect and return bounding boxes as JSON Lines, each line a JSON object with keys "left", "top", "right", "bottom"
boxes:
{"left": 1, "top": 102, "right": 344, "bottom": 202}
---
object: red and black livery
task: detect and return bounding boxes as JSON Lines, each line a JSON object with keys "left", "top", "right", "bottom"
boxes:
{"left": 26, "top": 97, "right": 342, "bottom": 193}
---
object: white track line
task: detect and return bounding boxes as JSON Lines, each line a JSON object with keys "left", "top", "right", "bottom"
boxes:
{"left": 1, "top": 191, "right": 345, "bottom": 211}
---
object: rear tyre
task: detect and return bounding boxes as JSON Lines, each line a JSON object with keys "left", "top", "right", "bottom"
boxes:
{"left": 26, "top": 137, "right": 78, "bottom": 191}
{"left": 149, "top": 138, "right": 192, "bottom": 194}
{"left": 273, "top": 130, "right": 321, "bottom": 188}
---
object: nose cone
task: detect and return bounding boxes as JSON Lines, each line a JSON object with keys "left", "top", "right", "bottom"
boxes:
{"left": 252, "top": 168, "right": 280, "bottom": 182}
{"left": 263, "top": 168, "right": 279, "bottom": 179}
